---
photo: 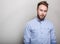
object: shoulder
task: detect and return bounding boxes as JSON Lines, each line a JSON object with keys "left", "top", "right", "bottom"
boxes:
{"left": 26, "top": 18, "right": 37, "bottom": 26}
{"left": 45, "top": 19, "right": 54, "bottom": 28}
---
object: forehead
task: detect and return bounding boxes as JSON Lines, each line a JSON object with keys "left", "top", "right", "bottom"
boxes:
{"left": 38, "top": 4, "right": 48, "bottom": 10}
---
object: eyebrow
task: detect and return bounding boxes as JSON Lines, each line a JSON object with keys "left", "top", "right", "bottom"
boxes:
{"left": 40, "top": 9, "right": 47, "bottom": 12}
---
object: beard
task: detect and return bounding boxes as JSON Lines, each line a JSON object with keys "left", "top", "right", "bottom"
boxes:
{"left": 37, "top": 14, "right": 46, "bottom": 21}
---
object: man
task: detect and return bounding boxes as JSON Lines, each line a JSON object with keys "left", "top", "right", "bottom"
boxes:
{"left": 24, "top": 1, "right": 56, "bottom": 44}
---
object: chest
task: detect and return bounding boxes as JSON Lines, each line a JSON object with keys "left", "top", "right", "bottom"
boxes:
{"left": 30, "top": 23, "right": 51, "bottom": 38}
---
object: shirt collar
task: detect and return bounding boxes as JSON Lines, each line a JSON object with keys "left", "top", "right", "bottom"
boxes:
{"left": 36, "top": 17, "right": 46, "bottom": 23}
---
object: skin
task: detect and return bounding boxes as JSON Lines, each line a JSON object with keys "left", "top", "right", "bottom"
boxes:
{"left": 37, "top": 4, "right": 48, "bottom": 21}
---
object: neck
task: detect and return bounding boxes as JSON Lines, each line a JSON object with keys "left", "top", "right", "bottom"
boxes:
{"left": 37, "top": 16, "right": 45, "bottom": 21}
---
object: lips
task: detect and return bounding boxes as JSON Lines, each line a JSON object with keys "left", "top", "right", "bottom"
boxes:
{"left": 40, "top": 15, "right": 45, "bottom": 18}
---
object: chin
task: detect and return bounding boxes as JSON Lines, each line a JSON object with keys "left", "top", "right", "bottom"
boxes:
{"left": 38, "top": 17, "right": 45, "bottom": 21}
{"left": 37, "top": 15, "right": 45, "bottom": 21}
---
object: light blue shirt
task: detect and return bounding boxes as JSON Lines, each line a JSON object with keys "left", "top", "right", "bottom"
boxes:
{"left": 24, "top": 17, "right": 56, "bottom": 44}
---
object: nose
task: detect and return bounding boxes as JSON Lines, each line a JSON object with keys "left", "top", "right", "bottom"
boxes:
{"left": 42, "top": 11, "right": 44, "bottom": 15}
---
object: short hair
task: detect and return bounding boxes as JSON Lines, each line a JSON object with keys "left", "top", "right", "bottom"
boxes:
{"left": 37, "top": 1, "right": 48, "bottom": 9}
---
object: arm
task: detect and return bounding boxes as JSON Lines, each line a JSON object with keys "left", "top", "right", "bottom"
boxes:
{"left": 24, "top": 23, "right": 31, "bottom": 44}
{"left": 50, "top": 24, "right": 57, "bottom": 44}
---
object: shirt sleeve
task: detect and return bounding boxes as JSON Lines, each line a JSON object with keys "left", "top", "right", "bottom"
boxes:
{"left": 24, "top": 23, "right": 31, "bottom": 44}
{"left": 50, "top": 24, "right": 57, "bottom": 44}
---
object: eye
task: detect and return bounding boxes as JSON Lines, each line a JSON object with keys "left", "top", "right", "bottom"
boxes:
{"left": 44, "top": 10, "right": 47, "bottom": 12}
{"left": 40, "top": 9, "right": 43, "bottom": 11}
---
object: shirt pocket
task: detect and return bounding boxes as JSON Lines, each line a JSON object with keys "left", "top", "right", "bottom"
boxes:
{"left": 42, "top": 27, "right": 50, "bottom": 35}
{"left": 31, "top": 28, "right": 39, "bottom": 39}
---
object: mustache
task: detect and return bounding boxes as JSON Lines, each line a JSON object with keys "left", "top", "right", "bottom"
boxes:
{"left": 40, "top": 14, "right": 45, "bottom": 16}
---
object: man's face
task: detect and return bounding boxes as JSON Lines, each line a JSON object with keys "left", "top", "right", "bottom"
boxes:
{"left": 37, "top": 4, "right": 48, "bottom": 21}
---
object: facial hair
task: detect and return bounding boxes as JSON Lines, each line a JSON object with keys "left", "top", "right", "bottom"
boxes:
{"left": 37, "top": 14, "right": 46, "bottom": 21}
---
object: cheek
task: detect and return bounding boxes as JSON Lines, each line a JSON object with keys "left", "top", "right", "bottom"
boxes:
{"left": 38, "top": 10, "right": 42, "bottom": 15}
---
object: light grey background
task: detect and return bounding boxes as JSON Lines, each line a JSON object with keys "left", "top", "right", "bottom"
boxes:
{"left": 0, "top": 0, "right": 60, "bottom": 44}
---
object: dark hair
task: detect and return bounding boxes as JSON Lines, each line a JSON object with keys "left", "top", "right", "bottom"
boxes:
{"left": 37, "top": 1, "right": 48, "bottom": 9}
